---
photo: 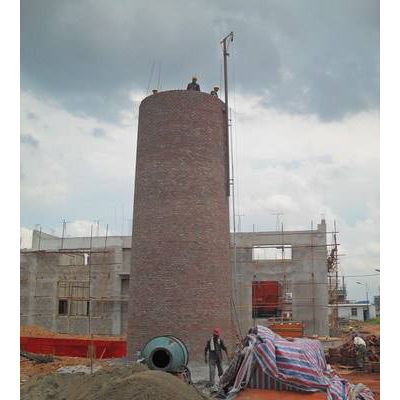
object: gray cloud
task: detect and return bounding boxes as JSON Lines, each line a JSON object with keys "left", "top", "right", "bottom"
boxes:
{"left": 27, "top": 112, "right": 38, "bottom": 120}
{"left": 21, "top": 0, "right": 379, "bottom": 122}
{"left": 21, "top": 134, "right": 40, "bottom": 148}
{"left": 21, "top": 164, "right": 26, "bottom": 181}
{"left": 249, "top": 156, "right": 334, "bottom": 171}
{"left": 92, "top": 127, "right": 107, "bottom": 138}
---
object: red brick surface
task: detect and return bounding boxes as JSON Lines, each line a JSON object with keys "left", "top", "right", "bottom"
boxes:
{"left": 128, "top": 90, "right": 233, "bottom": 360}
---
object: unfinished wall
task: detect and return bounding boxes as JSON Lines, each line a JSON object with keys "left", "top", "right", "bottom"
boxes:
{"left": 128, "top": 90, "right": 233, "bottom": 360}
{"left": 20, "top": 247, "right": 131, "bottom": 336}
{"left": 31, "top": 230, "right": 131, "bottom": 251}
{"left": 234, "top": 220, "right": 329, "bottom": 336}
{"left": 21, "top": 221, "right": 329, "bottom": 340}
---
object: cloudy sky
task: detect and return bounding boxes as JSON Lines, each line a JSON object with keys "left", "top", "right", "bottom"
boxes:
{"left": 20, "top": 0, "right": 379, "bottom": 300}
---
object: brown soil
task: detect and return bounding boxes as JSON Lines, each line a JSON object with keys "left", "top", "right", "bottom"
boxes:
{"left": 334, "top": 366, "right": 380, "bottom": 400}
{"left": 346, "top": 320, "right": 380, "bottom": 336}
{"left": 358, "top": 323, "right": 380, "bottom": 336}
{"left": 20, "top": 366, "right": 205, "bottom": 400}
{"left": 20, "top": 325, "right": 126, "bottom": 341}
{"left": 20, "top": 355, "right": 109, "bottom": 383}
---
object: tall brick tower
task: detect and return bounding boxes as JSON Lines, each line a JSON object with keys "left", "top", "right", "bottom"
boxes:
{"left": 128, "top": 90, "right": 233, "bottom": 360}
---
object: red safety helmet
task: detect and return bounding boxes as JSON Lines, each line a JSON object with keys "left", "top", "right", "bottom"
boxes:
{"left": 213, "top": 328, "right": 221, "bottom": 336}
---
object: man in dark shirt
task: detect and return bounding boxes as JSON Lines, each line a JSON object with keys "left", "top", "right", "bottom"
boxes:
{"left": 210, "top": 86, "right": 219, "bottom": 97}
{"left": 205, "top": 328, "right": 229, "bottom": 387}
{"left": 187, "top": 76, "right": 200, "bottom": 91}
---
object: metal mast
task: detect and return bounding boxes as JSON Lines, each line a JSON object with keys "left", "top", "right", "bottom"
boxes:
{"left": 221, "top": 32, "right": 241, "bottom": 335}
{"left": 221, "top": 32, "right": 234, "bottom": 195}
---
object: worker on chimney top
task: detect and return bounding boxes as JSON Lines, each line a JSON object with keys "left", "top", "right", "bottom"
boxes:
{"left": 205, "top": 328, "right": 229, "bottom": 389}
{"left": 210, "top": 86, "right": 219, "bottom": 97}
{"left": 187, "top": 76, "right": 200, "bottom": 91}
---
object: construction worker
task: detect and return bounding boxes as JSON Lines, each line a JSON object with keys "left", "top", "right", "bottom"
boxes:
{"left": 210, "top": 86, "right": 219, "bottom": 97}
{"left": 353, "top": 332, "right": 368, "bottom": 371}
{"left": 187, "top": 76, "right": 200, "bottom": 91}
{"left": 205, "top": 328, "right": 229, "bottom": 388}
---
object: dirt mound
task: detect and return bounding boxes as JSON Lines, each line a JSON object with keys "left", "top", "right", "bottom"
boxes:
{"left": 20, "top": 325, "right": 126, "bottom": 340}
{"left": 21, "top": 365, "right": 205, "bottom": 400}
{"left": 21, "top": 325, "right": 61, "bottom": 338}
{"left": 21, "top": 355, "right": 108, "bottom": 382}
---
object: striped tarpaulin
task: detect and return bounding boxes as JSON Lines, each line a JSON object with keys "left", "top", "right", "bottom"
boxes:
{"left": 228, "top": 326, "right": 374, "bottom": 400}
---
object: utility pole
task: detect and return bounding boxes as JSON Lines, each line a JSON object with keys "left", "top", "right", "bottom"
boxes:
{"left": 272, "top": 212, "right": 284, "bottom": 231}
{"left": 236, "top": 213, "right": 245, "bottom": 232}
{"left": 61, "top": 219, "right": 66, "bottom": 250}
{"left": 38, "top": 225, "right": 42, "bottom": 251}
{"left": 88, "top": 224, "right": 93, "bottom": 374}
{"left": 104, "top": 223, "right": 109, "bottom": 251}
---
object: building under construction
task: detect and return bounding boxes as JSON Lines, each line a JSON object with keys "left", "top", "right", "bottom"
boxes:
{"left": 20, "top": 218, "right": 332, "bottom": 358}
{"left": 20, "top": 85, "right": 340, "bottom": 359}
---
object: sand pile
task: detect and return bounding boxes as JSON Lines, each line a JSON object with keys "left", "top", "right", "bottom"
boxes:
{"left": 21, "top": 365, "right": 206, "bottom": 400}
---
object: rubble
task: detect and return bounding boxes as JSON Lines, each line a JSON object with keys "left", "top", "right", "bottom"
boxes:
{"left": 57, "top": 365, "right": 102, "bottom": 374}
{"left": 328, "top": 333, "right": 380, "bottom": 368}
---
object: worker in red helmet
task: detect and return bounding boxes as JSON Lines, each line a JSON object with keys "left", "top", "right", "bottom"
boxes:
{"left": 204, "top": 328, "right": 229, "bottom": 388}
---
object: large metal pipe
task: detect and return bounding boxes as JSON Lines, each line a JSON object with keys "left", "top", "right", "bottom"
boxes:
{"left": 141, "top": 335, "right": 189, "bottom": 373}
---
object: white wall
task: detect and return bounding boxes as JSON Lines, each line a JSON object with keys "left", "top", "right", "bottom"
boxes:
{"left": 336, "top": 304, "right": 376, "bottom": 321}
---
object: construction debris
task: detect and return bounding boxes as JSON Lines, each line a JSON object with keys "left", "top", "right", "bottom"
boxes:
{"left": 20, "top": 355, "right": 109, "bottom": 383}
{"left": 21, "top": 350, "right": 54, "bottom": 364}
{"left": 57, "top": 365, "right": 102, "bottom": 374}
{"left": 218, "top": 325, "right": 374, "bottom": 400}
{"left": 328, "top": 334, "right": 380, "bottom": 367}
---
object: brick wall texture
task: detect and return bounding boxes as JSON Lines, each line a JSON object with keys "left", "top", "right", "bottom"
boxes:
{"left": 128, "top": 90, "right": 234, "bottom": 360}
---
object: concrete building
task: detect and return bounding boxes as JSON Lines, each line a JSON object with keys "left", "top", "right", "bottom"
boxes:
{"left": 21, "top": 234, "right": 131, "bottom": 336}
{"left": 235, "top": 219, "right": 329, "bottom": 336}
{"left": 373, "top": 295, "right": 380, "bottom": 317}
{"left": 20, "top": 219, "right": 330, "bottom": 348}
{"left": 330, "top": 303, "right": 376, "bottom": 322}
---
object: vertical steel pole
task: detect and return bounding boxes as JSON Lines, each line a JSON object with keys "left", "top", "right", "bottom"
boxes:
{"left": 334, "top": 220, "right": 338, "bottom": 333}
{"left": 61, "top": 219, "right": 66, "bottom": 250}
{"left": 38, "top": 225, "right": 42, "bottom": 251}
{"left": 88, "top": 224, "right": 93, "bottom": 373}
{"left": 221, "top": 32, "right": 240, "bottom": 336}
{"left": 104, "top": 223, "right": 109, "bottom": 251}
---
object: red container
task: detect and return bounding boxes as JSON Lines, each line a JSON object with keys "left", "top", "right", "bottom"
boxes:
{"left": 252, "top": 281, "right": 281, "bottom": 318}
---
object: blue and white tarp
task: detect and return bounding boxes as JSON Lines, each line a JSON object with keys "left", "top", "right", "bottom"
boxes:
{"left": 228, "top": 325, "right": 374, "bottom": 400}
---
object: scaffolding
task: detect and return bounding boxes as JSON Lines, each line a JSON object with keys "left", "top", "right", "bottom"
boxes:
{"left": 22, "top": 220, "right": 343, "bottom": 340}
{"left": 327, "top": 221, "right": 343, "bottom": 336}
{"left": 235, "top": 222, "right": 338, "bottom": 337}
{"left": 20, "top": 232, "right": 129, "bottom": 337}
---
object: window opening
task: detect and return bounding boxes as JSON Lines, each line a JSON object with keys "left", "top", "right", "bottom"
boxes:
{"left": 252, "top": 245, "right": 292, "bottom": 261}
{"left": 58, "top": 299, "right": 68, "bottom": 315}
